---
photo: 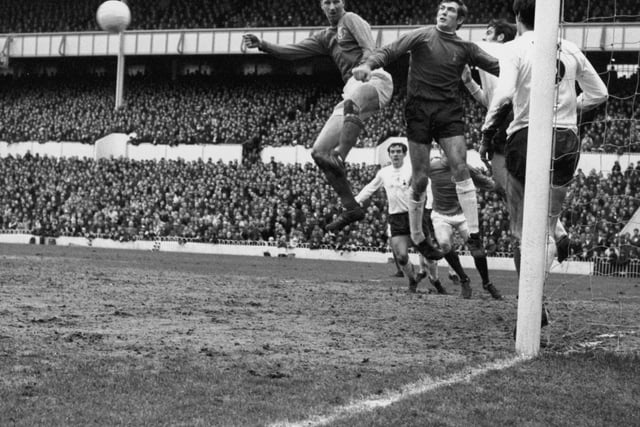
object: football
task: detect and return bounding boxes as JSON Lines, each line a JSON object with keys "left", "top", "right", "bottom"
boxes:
{"left": 96, "top": 1, "right": 131, "bottom": 33}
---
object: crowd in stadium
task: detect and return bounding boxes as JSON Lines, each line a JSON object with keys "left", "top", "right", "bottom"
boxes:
{"left": 1, "top": 152, "right": 639, "bottom": 263}
{"left": 1, "top": 0, "right": 638, "bottom": 267}
{"left": 1, "top": 72, "right": 637, "bottom": 154}
{"left": 0, "top": 0, "right": 636, "bottom": 33}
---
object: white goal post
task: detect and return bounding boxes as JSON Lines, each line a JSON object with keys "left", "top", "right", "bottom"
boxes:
{"left": 515, "top": 0, "right": 562, "bottom": 358}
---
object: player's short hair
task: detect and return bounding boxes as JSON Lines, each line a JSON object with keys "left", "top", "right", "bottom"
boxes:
{"left": 321, "top": 0, "right": 346, "bottom": 6}
{"left": 387, "top": 142, "right": 408, "bottom": 154}
{"left": 513, "top": 0, "right": 536, "bottom": 29}
{"left": 439, "top": 0, "right": 468, "bottom": 29}
{"left": 488, "top": 18, "right": 517, "bottom": 42}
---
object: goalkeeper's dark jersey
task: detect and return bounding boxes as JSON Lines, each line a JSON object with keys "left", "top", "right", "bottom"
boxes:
{"left": 365, "top": 26, "right": 499, "bottom": 103}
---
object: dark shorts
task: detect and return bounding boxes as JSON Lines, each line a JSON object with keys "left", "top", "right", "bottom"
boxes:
{"left": 404, "top": 98, "right": 465, "bottom": 144}
{"left": 506, "top": 127, "right": 580, "bottom": 186}
{"left": 389, "top": 211, "right": 433, "bottom": 237}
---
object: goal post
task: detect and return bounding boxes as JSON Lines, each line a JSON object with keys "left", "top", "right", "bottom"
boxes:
{"left": 515, "top": 0, "right": 562, "bottom": 358}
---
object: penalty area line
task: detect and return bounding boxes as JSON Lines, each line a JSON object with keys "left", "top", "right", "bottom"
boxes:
{"left": 269, "top": 356, "right": 523, "bottom": 427}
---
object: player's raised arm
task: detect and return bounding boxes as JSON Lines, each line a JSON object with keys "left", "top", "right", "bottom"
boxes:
{"left": 468, "top": 42, "right": 500, "bottom": 77}
{"left": 469, "top": 166, "right": 496, "bottom": 192}
{"left": 366, "top": 28, "right": 425, "bottom": 72}
{"left": 242, "top": 33, "right": 326, "bottom": 61}
{"left": 353, "top": 28, "right": 425, "bottom": 82}
{"left": 355, "top": 171, "right": 384, "bottom": 205}
{"left": 461, "top": 65, "right": 490, "bottom": 107}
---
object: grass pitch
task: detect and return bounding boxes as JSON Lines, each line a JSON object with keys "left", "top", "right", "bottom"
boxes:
{"left": 0, "top": 243, "right": 638, "bottom": 426}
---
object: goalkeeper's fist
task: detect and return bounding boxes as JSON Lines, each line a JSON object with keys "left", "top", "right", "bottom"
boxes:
{"left": 479, "top": 130, "right": 496, "bottom": 162}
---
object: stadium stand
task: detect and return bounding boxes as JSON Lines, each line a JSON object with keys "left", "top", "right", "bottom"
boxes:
{"left": 0, "top": 72, "right": 637, "bottom": 153}
{"left": 1, "top": 153, "right": 639, "bottom": 262}
{"left": 0, "top": 1, "right": 638, "bottom": 267}
{"left": 0, "top": 0, "right": 637, "bottom": 33}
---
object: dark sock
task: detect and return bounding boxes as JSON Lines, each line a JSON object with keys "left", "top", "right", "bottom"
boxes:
{"left": 513, "top": 244, "right": 521, "bottom": 276}
{"left": 323, "top": 168, "right": 358, "bottom": 210}
{"left": 393, "top": 251, "right": 402, "bottom": 273}
{"left": 473, "top": 254, "right": 490, "bottom": 284}
{"left": 444, "top": 251, "right": 468, "bottom": 281}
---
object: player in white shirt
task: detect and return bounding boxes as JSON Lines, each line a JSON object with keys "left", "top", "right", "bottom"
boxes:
{"left": 355, "top": 141, "right": 447, "bottom": 294}
{"left": 462, "top": 19, "right": 516, "bottom": 193}
{"left": 482, "top": 0, "right": 608, "bottom": 324}
{"left": 463, "top": 18, "right": 571, "bottom": 262}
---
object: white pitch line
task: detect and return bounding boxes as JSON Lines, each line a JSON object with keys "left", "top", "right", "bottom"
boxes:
{"left": 269, "top": 356, "right": 524, "bottom": 427}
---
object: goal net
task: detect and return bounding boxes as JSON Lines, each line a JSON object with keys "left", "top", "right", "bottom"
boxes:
{"left": 518, "top": 0, "right": 639, "bottom": 356}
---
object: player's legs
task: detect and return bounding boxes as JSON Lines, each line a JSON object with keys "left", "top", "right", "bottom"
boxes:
{"left": 554, "top": 220, "right": 570, "bottom": 263}
{"left": 432, "top": 212, "right": 455, "bottom": 254}
{"left": 333, "top": 70, "right": 393, "bottom": 159}
{"left": 544, "top": 185, "right": 570, "bottom": 270}
{"left": 335, "top": 84, "right": 379, "bottom": 159}
{"left": 421, "top": 256, "right": 448, "bottom": 294}
{"left": 507, "top": 171, "right": 525, "bottom": 274}
{"left": 390, "top": 235, "right": 415, "bottom": 277}
{"left": 407, "top": 140, "right": 442, "bottom": 261}
{"left": 455, "top": 217, "right": 502, "bottom": 299}
{"left": 438, "top": 135, "right": 483, "bottom": 259}
{"left": 311, "top": 115, "right": 363, "bottom": 230}
{"left": 550, "top": 128, "right": 579, "bottom": 263}
{"left": 420, "top": 256, "right": 439, "bottom": 282}
{"left": 554, "top": 220, "right": 568, "bottom": 241}
{"left": 492, "top": 153, "right": 508, "bottom": 196}
{"left": 404, "top": 99, "right": 442, "bottom": 259}
{"left": 391, "top": 235, "right": 419, "bottom": 292}
{"left": 408, "top": 139, "right": 431, "bottom": 242}
{"left": 432, "top": 212, "right": 469, "bottom": 293}
{"left": 391, "top": 251, "right": 404, "bottom": 277}
{"left": 314, "top": 73, "right": 392, "bottom": 233}
{"left": 312, "top": 114, "right": 342, "bottom": 154}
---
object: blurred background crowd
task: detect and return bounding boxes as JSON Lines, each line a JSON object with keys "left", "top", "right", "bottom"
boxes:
{"left": 1, "top": 0, "right": 639, "bottom": 267}
{"left": 1, "top": 72, "right": 638, "bottom": 154}
{"left": 2, "top": 153, "right": 639, "bottom": 263}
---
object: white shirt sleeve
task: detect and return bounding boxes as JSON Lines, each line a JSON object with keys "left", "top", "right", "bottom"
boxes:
{"left": 483, "top": 51, "right": 518, "bottom": 131}
{"left": 355, "top": 171, "right": 383, "bottom": 204}
{"left": 575, "top": 52, "right": 608, "bottom": 113}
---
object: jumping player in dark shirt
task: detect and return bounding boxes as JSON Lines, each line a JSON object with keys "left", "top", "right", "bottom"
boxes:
{"left": 243, "top": 0, "right": 394, "bottom": 233}
{"left": 352, "top": 0, "right": 499, "bottom": 261}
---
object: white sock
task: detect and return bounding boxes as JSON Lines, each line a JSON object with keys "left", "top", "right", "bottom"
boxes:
{"left": 455, "top": 178, "right": 479, "bottom": 234}
{"left": 409, "top": 191, "right": 426, "bottom": 244}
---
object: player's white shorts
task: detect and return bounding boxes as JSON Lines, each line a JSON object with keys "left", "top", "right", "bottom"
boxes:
{"left": 332, "top": 69, "right": 393, "bottom": 119}
{"left": 431, "top": 210, "right": 470, "bottom": 245}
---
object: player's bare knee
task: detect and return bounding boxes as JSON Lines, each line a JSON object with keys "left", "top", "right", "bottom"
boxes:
{"left": 396, "top": 253, "right": 410, "bottom": 266}
{"left": 412, "top": 176, "right": 429, "bottom": 194}
{"left": 310, "top": 149, "right": 325, "bottom": 166}
{"left": 451, "top": 163, "right": 470, "bottom": 181}
{"left": 343, "top": 99, "right": 364, "bottom": 129}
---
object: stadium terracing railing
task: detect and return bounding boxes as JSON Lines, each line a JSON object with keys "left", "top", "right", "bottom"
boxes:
{"left": 1, "top": 23, "right": 638, "bottom": 61}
